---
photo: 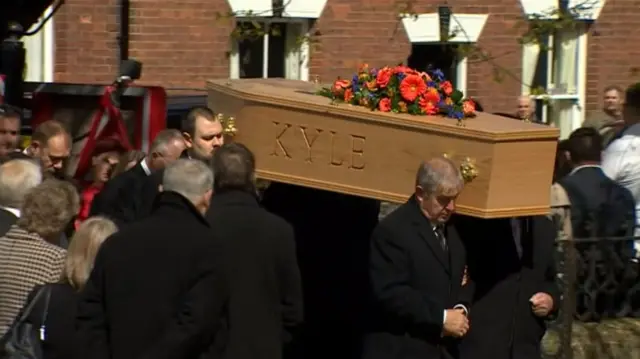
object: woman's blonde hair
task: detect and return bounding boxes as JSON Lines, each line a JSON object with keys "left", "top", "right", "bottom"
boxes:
{"left": 62, "top": 216, "right": 117, "bottom": 291}
{"left": 17, "top": 179, "right": 80, "bottom": 241}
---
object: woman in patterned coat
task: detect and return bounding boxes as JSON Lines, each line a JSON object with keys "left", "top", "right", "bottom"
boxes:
{"left": 0, "top": 179, "right": 79, "bottom": 336}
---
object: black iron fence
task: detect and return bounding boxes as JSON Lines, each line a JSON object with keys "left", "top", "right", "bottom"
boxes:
{"left": 544, "top": 207, "right": 640, "bottom": 359}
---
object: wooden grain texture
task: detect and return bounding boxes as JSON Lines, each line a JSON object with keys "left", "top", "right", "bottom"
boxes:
{"left": 207, "top": 79, "right": 560, "bottom": 218}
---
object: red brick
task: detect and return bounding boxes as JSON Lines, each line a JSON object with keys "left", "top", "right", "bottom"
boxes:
{"left": 53, "top": 0, "right": 640, "bottom": 113}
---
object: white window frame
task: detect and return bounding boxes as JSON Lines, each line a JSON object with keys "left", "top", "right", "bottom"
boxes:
{"left": 229, "top": 18, "right": 310, "bottom": 81}
{"left": 23, "top": 6, "right": 55, "bottom": 82}
{"left": 521, "top": 24, "right": 587, "bottom": 139}
{"left": 402, "top": 13, "right": 489, "bottom": 100}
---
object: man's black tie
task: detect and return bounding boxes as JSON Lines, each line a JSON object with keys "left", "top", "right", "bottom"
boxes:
{"left": 435, "top": 226, "right": 448, "bottom": 252}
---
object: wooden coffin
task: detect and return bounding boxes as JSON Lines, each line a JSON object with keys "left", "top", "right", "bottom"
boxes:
{"left": 206, "top": 79, "right": 559, "bottom": 219}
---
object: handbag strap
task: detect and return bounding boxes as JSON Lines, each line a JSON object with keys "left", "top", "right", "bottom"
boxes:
{"left": 39, "top": 285, "right": 52, "bottom": 327}
{"left": 17, "top": 285, "right": 52, "bottom": 324}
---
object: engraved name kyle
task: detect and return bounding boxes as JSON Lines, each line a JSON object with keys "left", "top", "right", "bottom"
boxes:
{"left": 270, "top": 121, "right": 366, "bottom": 170}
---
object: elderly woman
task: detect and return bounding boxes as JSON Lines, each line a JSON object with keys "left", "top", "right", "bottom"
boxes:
{"left": 20, "top": 216, "right": 117, "bottom": 359}
{"left": 0, "top": 179, "right": 79, "bottom": 336}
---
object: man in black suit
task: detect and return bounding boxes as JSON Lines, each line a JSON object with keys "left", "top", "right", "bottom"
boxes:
{"left": 558, "top": 127, "right": 636, "bottom": 319}
{"left": 452, "top": 214, "right": 559, "bottom": 359}
{"left": 362, "top": 156, "right": 474, "bottom": 359}
{"left": 559, "top": 127, "right": 636, "bottom": 240}
{"left": 77, "top": 159, "right": 228, "bottom": 359}
{"left": 89, "top": 129, "right": 186, "bottom": 227}
{"left": 0, "top": 158, "right": 42, "bottom": 236}
{"left": 206, "top": 143, "right": 303, "bottom": 359}
{"left": 180, "top": 106, "right": 225, "bottom": 162}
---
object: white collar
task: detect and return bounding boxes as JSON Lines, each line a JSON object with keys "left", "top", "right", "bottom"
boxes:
{"left": 140, "top": 158, "right": 152, "bottom": 176}
{"left": 569, "top": 164, "right": 601, "bottom": 176}
{"left": 0, "top": 206, "right": 20, "bottom": 218}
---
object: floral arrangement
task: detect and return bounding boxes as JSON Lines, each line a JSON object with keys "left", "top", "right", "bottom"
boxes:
{"left": 318, "top": 64, "right": 476, "bottom": 121}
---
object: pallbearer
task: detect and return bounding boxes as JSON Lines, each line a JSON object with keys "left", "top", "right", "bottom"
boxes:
{"left": 362, "top": 156, "right": 474, "bottom": 359}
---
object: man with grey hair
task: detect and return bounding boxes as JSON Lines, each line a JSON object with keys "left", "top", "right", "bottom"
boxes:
{"left": 77, "top": 159, "right": 229, "bottom": 359}
{"left": 0, "top": 159, "right": 42, "bottom": 236}
{"left": 162, "top": 158, "right": 214, "bottom": 214}
{"left": 363, "top": 156, "right": 474, "bottom": 359}
{"left": 90, "top": 129, "right": 186, "bottom": 226}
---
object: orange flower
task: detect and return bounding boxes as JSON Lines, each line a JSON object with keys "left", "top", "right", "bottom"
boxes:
{"left": 420, "top": 72, "right": 432, "bottom": 82}
{"left": 399, "top": 74, "right": 427, "bottom": 102}
{"left": 366, "top": 80, "right": 378, "bottom": 91}
{"left": 439, "top": 80, "right": 453, "bottom": 96}
{"left": 445, "top": 97, "right": 453, "bottom": 106}
{"left": 376, "top": 67, "right": 393, "bottom": 88}
{"left": 423, "top": 87, "right": 440, "bottom": 104}
{"left": 358, "top": 63, "right": 369, "bottom": 74}
{"left": 379, "top": 98, "right": 391, "bottom": 112}
{"left": 398, "top": 101, "right": 408, "bottom": 113}
{"left": 393, "top": 65, "right": 417, "bottom": 75}
{"left": 344, "top": 88, "right": 354, "bottom": 102}
{"left": 418, "top": 97, "right": 438, "bottom": 115}
{"left": 463, "top": 100, "right": 476, "bottom": 115}
{"left": 332, "top": 79, "right": 350, "bottom": 95}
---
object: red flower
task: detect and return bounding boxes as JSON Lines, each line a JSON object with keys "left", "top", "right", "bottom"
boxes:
{"left": 332, "top": 79, "right": 350, "bottom": 95}
{"left": 376, "top": 67, "right": 393, "bottom": 88}
{"left": 423, "top": 87, "right": 441, "bottom": 104}
{"left": 463, "top": 100, "right": 476, "bottom": 116}
{"left": 399, "top": 75, "right": 427, "bottom": 102}
{"left": 344, "top": 88, "right": 354, "bottom": 102}
{"left": 393, "top": 65, "right": 417, "bottom": 75}
{"left": 379, "top": 98, "right": 391, "bottom": 112}
{"left": 439, "top": 80, "right": 453, "bottom": 96}
{"left": 419, "top": 97, "right": 438, "bottom": 115}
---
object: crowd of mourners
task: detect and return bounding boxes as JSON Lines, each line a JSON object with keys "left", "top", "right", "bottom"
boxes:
{"left": 0, "top": 84, "right": 638, "bottom": 359}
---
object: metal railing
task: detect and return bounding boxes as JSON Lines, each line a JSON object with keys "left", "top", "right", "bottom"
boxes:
{"left": 544, "top": 207, "right": 640, "bottom": 359}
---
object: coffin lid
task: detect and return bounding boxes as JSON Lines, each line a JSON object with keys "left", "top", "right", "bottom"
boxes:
{"left": 206, "top": 78, "right": 559, "bottom": 142}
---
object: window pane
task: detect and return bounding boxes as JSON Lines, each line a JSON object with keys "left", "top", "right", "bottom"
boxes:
{"left": 548, "top": 99, "right": 577, "bottom": 138}
{"left": 237, "top": 22, "right": 265, "bottom": 79}
{"left": 551, "top": 28, "right": 580, "bottom": 95}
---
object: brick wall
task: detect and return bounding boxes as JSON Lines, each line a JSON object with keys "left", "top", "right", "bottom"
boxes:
{"left": 53, "top": 0, "right": 640, "bottom": 114}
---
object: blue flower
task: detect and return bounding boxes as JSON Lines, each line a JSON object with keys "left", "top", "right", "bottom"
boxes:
{"left": 432, "top": 69, "right": 445, "bottom": 82}
{"left": 448, "top": 108, "right": 463, "bottom": 119}
{"left": 371, "top": 68, "right": 378, "bottom": 77}
{"left": 427, "top": 81, "right": 436, "bottom": 88}
{"left": 397, "top": 73, "right": 406, "bottom": 81}
{"left": 352, "top": 75, "right": 359, "bottom": 91}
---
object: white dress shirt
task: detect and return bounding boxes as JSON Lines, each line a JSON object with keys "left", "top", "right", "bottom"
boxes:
{"left": 602, "top": 133, "right": 640, "bottom": 236}
{"left": 140, "top": 158, "right": 152, "bottom": 176}
{"left": 0, "top": 206, "right": 20, "bottom": 218}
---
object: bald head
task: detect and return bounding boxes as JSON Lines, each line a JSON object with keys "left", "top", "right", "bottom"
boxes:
{"left": 517, "top": 96, "right": 535, "bottom": 120}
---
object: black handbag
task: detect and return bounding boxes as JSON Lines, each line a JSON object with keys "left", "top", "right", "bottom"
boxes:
{"left": 0, "top": 285, "right": 52, "bottom": 359}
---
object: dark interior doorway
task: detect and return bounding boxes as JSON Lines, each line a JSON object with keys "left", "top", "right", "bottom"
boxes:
{"left": 407, "top": 44, "right": 458, "bottom": 84}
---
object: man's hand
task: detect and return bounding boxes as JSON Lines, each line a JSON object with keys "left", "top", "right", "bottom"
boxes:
{"left": 530, "top": 292, "right": 553, "bottom": 317}
{"left": 443, "top": 309, "right": 469, "bottom": 338}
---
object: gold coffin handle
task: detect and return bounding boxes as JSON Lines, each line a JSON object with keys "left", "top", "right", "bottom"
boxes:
{"left": 442, "top": 153, "right": 479, "bottom": 184}
{"left": 216, "top": 113, "right": 238, "bottom": 137}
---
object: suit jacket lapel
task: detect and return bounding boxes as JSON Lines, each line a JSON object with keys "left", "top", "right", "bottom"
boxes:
{"left": 446, "top": 225, "right": 462, "bottom": 280}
